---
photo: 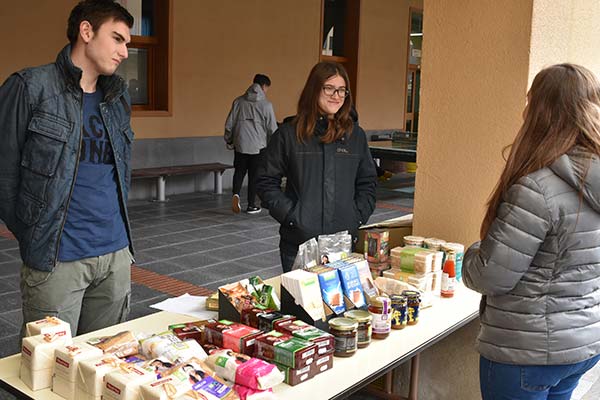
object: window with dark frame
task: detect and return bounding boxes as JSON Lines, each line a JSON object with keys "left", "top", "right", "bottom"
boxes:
{"left": 116, "top": 0, "right": 170, "bottom": 113}
{"left": 320, "top": 0, "right": 360, "bottom": 101}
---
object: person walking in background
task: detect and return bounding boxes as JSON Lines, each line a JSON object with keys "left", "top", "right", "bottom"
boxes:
{"left": 462, "top": 63, "right": 600, "bottom": 399}
{"left": 256, "top": 62, "right": 377, "bottom": 272}
{"left": 0, "top": 0, "right": 135, "bottom": 336}
{"left": 225, "top": 74, "right": 278, "bottom": 214}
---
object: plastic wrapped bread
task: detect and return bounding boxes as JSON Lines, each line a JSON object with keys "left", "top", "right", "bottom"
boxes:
{"left": 52, "top": 373, "right": 77, "bottom": 400}
{"left": 102, "top": 363, "right": 156, "bottom": 400}
{"left": 19, "top": 362, "right": 52, "bottom": 391}
{"left": 21, "top": 333, "right": 72, "bottom": 371}
{"left": 25, "top": 316, "right": 72, "bottom": 339}
{"left": 54, "top": 342, "right": 104, "bottom": 381}
{"left": 77, "top": 354, "right": 122, "bottom": 397}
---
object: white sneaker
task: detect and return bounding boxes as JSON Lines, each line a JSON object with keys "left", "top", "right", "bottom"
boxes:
{"left": 232, "top": 194, "right": 241, "bottom": 214}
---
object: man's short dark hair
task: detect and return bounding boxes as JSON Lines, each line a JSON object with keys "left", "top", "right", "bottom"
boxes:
{"left": 67, "top": 0, "right": 134, "bottom": 46}
{"left": 253, "top": 74, "right": 271, "bottom": 87}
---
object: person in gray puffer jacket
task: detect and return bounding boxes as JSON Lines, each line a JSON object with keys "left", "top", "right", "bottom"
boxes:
{"left": 225, "top": 74, "right": 278, "bottom": 214}
{"left": 463, "top": 64, "right": 600, "bottom": 400}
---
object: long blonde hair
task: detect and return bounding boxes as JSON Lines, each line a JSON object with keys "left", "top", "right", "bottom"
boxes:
{"left": 481, "top": 63, "right": 600, "bottom": 238}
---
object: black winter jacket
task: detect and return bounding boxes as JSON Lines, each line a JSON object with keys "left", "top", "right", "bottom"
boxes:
{"left": 256, "top": 117, "right": 377, "bottom": 248}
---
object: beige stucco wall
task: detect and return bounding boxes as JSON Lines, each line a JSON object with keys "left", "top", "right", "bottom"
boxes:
{"left": 412, "top": 0, "right": 534, "bottom": 247}
{"left": 357, "top": 0, "right": 423, "bottom": 130}
{"left": 0, "top": 1, "right": 321, "bottom": 139}
{"left": 530, "top": 0, "right": 600, "bottom": 82}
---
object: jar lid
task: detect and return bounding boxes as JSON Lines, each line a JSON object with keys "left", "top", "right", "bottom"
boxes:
{"left": 369, "top": 296, "right": 391, "bottom": 308}
{"left": 329, "top": 317, "right": 359, "bottom": 331}
{"left": 390, "top": 294, "right": 407, "bottom": 303}
{"left": 344, "top": 310, "right": 372, "bottom": 323}
{"left": 402, "top": 290, "right": 420, "bottom": 298}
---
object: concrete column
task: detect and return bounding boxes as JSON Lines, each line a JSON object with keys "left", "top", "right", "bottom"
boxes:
{"left": 410, "top": 1, "right": 600, "bottom": 399}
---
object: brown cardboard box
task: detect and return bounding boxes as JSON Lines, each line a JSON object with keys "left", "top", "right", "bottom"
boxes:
{"left": 357, "top": 214, "right": 413, "bottom": 254}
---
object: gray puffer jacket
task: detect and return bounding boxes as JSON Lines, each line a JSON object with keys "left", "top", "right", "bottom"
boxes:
{"left": 224, "top": 83, "right": 278, "bottom": 155}
{"left": 463, "top": 147, "right": 600, "bottom": 365}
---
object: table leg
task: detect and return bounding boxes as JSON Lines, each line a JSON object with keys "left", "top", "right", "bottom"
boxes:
{"left": 214, "top": 171, "right": 223, "bottom": 194}
{"left": 156, "top": 176, "right": 166, "bottom": 202}
{"left": 361, "top": 353, "right": 421, "bottom": 400}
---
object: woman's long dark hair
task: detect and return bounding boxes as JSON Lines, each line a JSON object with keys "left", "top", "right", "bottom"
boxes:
{"left": 481, "top": 63, "right": 600, "bottom": 238}
{"left": 295, "top": 62, "right": 354, "bottom": 144}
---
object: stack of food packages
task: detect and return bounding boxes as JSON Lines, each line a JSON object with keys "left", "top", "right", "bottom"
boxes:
{"left": 19, "top": 314, "right": 284, "bottom": 400}
{"left": 278, "top": 256, "right": 425, "bottom": 359}
{"left": 218, "top": 277, "right": 334, "bottom": 387}
{"left": 362, "top": 229, "right": 465, "bottom": 307}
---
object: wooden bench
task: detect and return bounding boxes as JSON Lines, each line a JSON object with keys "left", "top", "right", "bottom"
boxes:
{"left": 132, "top": 162, "right": 234, "bottom": 201}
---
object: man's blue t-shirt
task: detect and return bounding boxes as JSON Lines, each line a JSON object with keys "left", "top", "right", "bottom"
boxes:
{"left": 58, "top": 89, "right": 129, "bottom": 261}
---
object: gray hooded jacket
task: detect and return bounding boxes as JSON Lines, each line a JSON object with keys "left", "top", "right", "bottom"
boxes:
{"left": 463, "top": 147, "right": 600, "bottom": 365}
{"left": 224, "top": 83, "right": 278, "bottom": 155}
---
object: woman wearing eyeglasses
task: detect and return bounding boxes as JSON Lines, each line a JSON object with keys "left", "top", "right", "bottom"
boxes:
{"left": 257, "top": 62, "right": 377, "bottom": 272}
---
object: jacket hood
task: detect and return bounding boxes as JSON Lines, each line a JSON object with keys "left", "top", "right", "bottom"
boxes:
{"left": 550, "top": 147, "right": 600, "bottom": 213}
{"left": 244, "top": 83, "right": 266, "bottom": 102}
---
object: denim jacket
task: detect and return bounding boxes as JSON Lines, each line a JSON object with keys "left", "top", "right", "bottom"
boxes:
{"left": 0, "top": 45, "right": 134, "bottom": 272}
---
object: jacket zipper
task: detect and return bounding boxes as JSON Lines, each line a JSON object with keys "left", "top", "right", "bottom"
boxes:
{"left": 53, "top": 92, "right": 83, "bottom": 267}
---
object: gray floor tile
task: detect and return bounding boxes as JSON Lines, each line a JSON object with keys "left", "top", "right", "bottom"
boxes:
{"left": 131, "top": 283, "right": 167, "bottom": 304}
{"left": 0, "top": 315, "right": 20, "bottom": 337}
{"left": 240, "top": 251, "right": 282, "bottom": 269}
{"left": 137, "top": 261, "right": 187, "bottom": 275}
{"left": 0, "top": 310, "right": 22, "bottom": 329}
{"left": 207, "top": 242, "right": 276, "bottom": 261}
{"left": 206, "top": 234, "right": 255, "bottom": 247}
{"left": 0, "top": 334, "right": 20, "bottom": 359}
{"left": 0, "top": 240, "right": 18, "bottom": 251}
{"left": 0, "top": 261, "right": 21, "bottom": 277}
{"left": 163, "top": 253, "right": 222, "bottom": 269}
{"left": 0, "top": 292, "right": 20, "bottom": 313}
{"left": 0, "top": 253, "right": 15, "bottom": 263}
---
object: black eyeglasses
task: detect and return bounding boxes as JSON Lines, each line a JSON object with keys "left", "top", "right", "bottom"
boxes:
{"left": 322, "top": 85, "right": 350, "bottom": 98}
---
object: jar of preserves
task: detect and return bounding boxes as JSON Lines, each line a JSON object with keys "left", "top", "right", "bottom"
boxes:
{"left": 344, "top": 310, "right": 372, "bottom": 348}
{"left": 368, "top": 296, "right": 391, "bottom": 339}
{"left": 402, "top": 290, "right": 421, "bottom": 325}
{"left": 390, "top": 294, "right": 408, "bottom": 329}
{"left": 328, "top": 317, "right": 358, "bottom": 357}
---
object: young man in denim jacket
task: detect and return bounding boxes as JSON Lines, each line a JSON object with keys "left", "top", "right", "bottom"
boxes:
{"left": 0, "top": 0, "right": 136, "bottom": 336}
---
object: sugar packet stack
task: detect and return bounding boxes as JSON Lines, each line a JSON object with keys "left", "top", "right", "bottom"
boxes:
{"left": 20, "top": 317, "right": 73, "bottom": 391}
{"left": 281, "top": 270, "right": 325, "bottom": 321}
{"left": 76, "top": 355, "right": 146, "bottom": 400}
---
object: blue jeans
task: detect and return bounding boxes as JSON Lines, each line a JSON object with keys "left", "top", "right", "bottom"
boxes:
{"left": 480, "top": 354, "right": 600, "bottom": 400}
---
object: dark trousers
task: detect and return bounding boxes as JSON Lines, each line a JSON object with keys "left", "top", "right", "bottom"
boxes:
{"left": 232, "top": 150, "right": 264, "bottom": 207}
{"left": 279, "top": 240, "right": 299, "bottom": 273}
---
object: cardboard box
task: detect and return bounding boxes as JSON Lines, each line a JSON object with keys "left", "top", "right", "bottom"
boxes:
{"left": 357, "top": 214, "right": 413, "bottom": 254}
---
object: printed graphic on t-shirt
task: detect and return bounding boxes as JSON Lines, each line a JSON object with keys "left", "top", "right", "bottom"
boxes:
{"left": 80, "top": 113, "right": 115, "bottom": 164}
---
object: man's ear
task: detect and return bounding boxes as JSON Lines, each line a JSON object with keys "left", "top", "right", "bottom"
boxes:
{"left": 79, "top": 20, "right": 94, "bottom": 44}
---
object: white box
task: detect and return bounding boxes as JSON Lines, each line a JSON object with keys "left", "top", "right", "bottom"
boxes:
{"left": 25, "top": 317, "right": 72, "bottom": 339}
